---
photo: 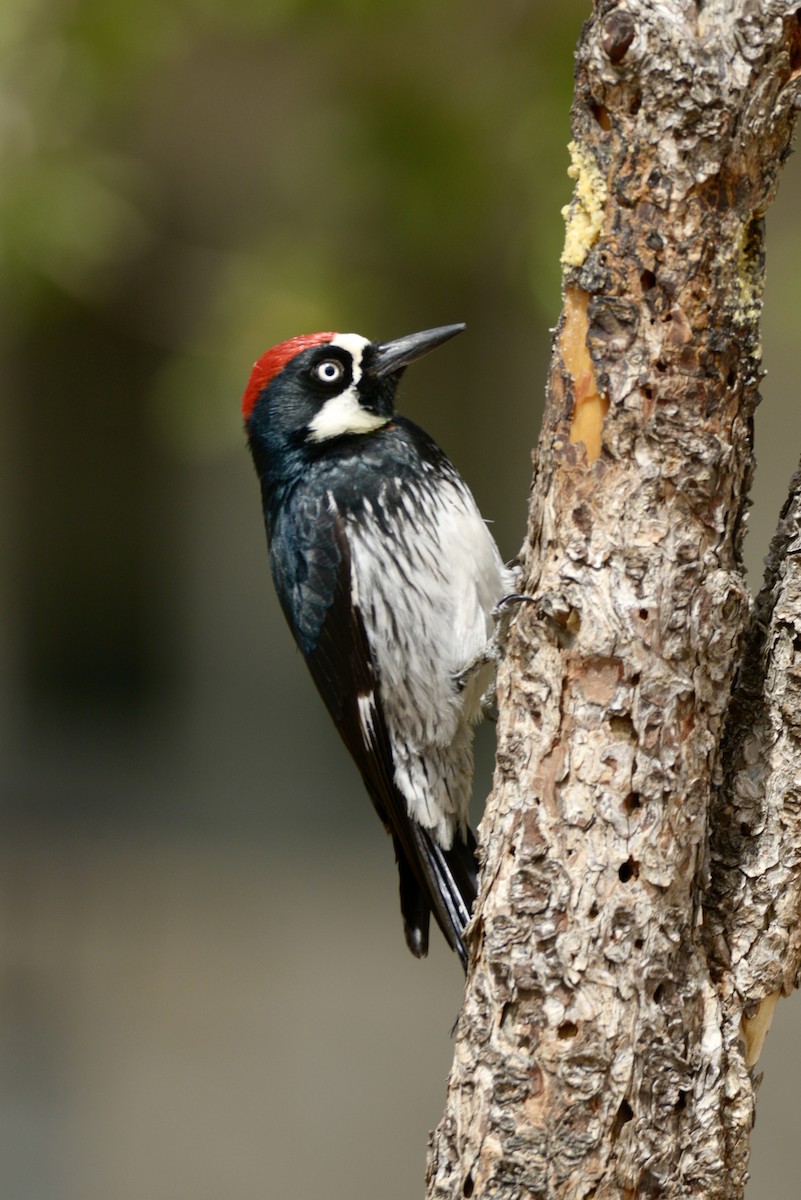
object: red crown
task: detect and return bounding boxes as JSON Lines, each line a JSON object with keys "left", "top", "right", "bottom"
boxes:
{"left": 241, "top": 332, "right": 336, "bottom": 421}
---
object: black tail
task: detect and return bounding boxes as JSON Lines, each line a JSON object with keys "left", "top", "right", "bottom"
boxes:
{"left": 396, "top": 826, "right": 479, "bottom": 971}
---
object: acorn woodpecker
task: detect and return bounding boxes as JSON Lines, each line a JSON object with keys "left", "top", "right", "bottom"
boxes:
{"left": 242, "top": 324, "right": 513, "bottom": 968}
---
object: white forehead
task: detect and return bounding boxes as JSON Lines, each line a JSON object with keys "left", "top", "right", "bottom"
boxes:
{"left": 329, "top": 333, "right": 370, "bottom": 382}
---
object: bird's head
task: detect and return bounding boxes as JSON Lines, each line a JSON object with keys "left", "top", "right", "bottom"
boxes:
{"left": 241, "top": 324, "right": 465, "bottom": 455}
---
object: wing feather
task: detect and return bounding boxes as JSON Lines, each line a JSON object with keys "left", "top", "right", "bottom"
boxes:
{"left": 303, "top": 514, "right": 477, "bottom": 964}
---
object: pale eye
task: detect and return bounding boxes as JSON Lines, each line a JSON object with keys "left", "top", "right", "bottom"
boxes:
{"left": 314, "top": 358, "right": 345, "bottom": 386}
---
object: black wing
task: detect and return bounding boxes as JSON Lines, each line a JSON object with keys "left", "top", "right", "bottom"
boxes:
{"left": 295, "top": 513, "right": 478, "bottom": 967}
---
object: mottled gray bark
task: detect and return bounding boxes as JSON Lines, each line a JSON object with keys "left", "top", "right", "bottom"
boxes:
{"left": 427, "top": 3, "right": 801, "bottom": 1198}
{"left": 703, "top": 461, "right": 801, "bottom": 1181}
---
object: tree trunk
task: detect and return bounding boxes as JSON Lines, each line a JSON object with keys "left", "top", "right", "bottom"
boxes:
{"left": 426, "top": 3, "right": 801, "bottom": 1198}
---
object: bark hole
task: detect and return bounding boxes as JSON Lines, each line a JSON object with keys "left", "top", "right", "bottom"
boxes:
{"left": 609, "top": 714, "right": 636, "bottom": 741}
{"left": 611, "top": 1097, "right": 634, "bottom": 1141}
{"left": 640, "top": 269, "right": 656, "bottom": 291}
{"left": 573, "top": 503, "right": 592, "bottom": 534}
{"left": 462, "top": 1173, "right": 474, "bottom": 1198}
{"left": 591, "top": 101, "right": 612, "bottom": 131}
{"left": 624, "top": 791, "right": 642, "bottom": 813}
{"left": 558, "top": 1021, "right": 579, "bottom": 1040}
{"left": 601, "top": 9, "right": 636, "bottom": 64}
{"left": 618, "top": 857, "right": 639, "bottom": 882}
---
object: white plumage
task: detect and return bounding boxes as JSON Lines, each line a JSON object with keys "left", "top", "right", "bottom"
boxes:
{"left": 348, "top": 474, "right": 513, "bottom": 847}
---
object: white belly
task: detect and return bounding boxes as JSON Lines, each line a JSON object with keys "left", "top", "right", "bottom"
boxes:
{"left": 347, "top": 476, "right": 512, "bottom": 847}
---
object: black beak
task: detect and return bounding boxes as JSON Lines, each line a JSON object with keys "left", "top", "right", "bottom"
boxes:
{"left": 368, "top": 323, "right": 465, "bottom": 379}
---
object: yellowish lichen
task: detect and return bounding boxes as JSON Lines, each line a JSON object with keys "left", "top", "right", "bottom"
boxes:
{"left": 561, "top": 140, "right": 608, "bottom": 269}
{"left": 741, "top": 989, "right": 780, "bottom": 1068}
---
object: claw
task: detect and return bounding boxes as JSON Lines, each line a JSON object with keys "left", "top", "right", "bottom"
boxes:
{"left": 492, "top": 592, "right": 537, "bottom": 618}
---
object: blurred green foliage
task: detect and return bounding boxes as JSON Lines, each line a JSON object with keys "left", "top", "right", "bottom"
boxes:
{"left": 0, "top": 0, "right": 583, "bottom": 458}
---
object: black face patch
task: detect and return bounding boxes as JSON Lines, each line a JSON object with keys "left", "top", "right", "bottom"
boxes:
{"left": 305, "top": 346, "right": 354, "bottom": 394}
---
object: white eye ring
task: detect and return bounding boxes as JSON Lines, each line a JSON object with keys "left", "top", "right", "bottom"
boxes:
{"left": 314, "top": 358, "right": 345, "bottom": 385}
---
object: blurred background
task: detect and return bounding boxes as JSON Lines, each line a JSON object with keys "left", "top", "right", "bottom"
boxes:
{"left": 0, "top": 1, "right": 798, "bottom": 1197}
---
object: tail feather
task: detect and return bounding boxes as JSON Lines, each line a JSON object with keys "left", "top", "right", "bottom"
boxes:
{"left": 406, "top": 825, "right": 479, "bottom": 971}
{"left": 396, "top": 843, "right": 431, "bottom": 958}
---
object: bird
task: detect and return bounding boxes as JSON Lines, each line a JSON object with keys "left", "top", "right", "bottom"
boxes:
{"left": 241, "top": 323, "right": 514, "bottom": 968}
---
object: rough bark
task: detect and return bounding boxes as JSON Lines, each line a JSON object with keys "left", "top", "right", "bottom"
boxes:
{"left": 426, "top": 4, "right": 801, "bottom": 1199}
{"left": 703, "top": 462, "right": 801, "bottom": 1179}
